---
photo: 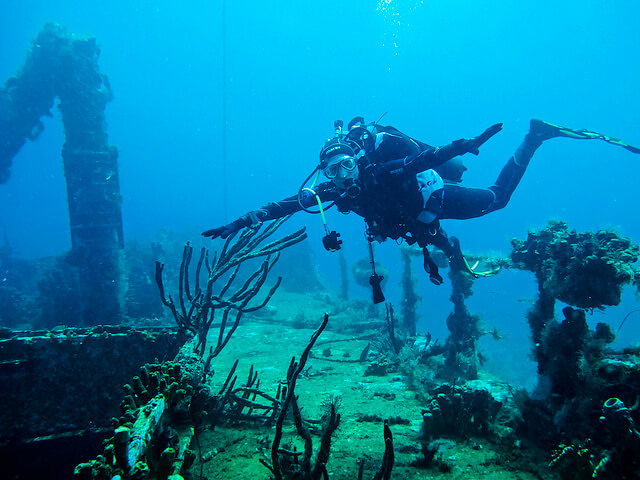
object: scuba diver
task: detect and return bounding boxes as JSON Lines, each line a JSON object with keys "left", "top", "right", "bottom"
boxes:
{"left": 203, "top": 116, "right": 640, "bottom": 303}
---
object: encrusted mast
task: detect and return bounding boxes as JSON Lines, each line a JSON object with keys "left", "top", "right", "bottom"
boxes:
{"left": 0, "top": 23, "right": 123, "bottom": 324}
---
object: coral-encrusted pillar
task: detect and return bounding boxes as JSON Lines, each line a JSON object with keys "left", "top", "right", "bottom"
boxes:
{"left": 0, "top": 23, "right": 123, "bottom": 324}
{"left": 57, "top": 27, "right": 123, "bottom": 324}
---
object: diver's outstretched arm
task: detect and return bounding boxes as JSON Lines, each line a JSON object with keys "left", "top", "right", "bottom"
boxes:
{"left": 202, "top": 184, "right": 339, "bottom": 239}
{"left": 202, "top": 195, "right": 302, "bottom": 239}
{"left": 431, "top": 122, "right": 503, "bottom": 162}
{"left": 375, "top": 123, "right": 503, "bottom": 178}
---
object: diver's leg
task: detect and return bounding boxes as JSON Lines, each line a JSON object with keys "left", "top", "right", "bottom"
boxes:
{"left": 484, "top": 119, "right": 558, "bottom": 212}
{"left": 439, "top": 128, "right": 541, "bottom": 219}
{"left": 420, "top": 225, "right": 473, "bottom": 277}
{"left": 441, "top": 119, "right": 570, "bottom": 219}
{"left": 487, "top": 140, "right": 539, "bottom": 210}
{"left": 440, "top": 184, "right": 496, "bottom": 219}
{"left": 491, "top": 119, "right": 640, "bottom": 209}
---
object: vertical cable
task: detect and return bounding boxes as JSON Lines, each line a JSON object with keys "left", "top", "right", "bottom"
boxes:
{"left": 222, "top": 0, "right": 228, "bottom": 221}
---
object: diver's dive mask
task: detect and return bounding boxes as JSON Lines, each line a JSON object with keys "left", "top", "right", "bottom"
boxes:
{"left": 323, "top": 157, "right": 360, "bottom": 196}
{"left": 323, "top": 155, "right": 357, "bottom": 178}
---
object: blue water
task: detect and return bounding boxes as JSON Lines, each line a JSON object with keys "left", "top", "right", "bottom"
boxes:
{"left": 2, "top": 1, "right": 640, "bottom": 376}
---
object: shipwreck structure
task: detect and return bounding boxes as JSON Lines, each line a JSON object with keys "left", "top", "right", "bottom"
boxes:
{"left": 0, "top": 23, "right": 122, "bottom": 324}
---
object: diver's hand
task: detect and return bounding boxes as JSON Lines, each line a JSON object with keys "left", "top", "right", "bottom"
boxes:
{"left": 466, "top": 123, "right": 503, "bottom": 155}
{"left": 201, "top": 223, "right": 238, "bottom": 240}
{"left": 202, "top": 214, "right": 253, "bottom": 239}
{"left": 444, "top": 123, "right": 503, "bottom": 159}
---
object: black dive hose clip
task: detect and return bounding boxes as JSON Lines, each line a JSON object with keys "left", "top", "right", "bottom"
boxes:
{"left": 367, "top": 233, "right": 385, "bottom": 304}
{"left": 369, "top": 272, "right": 385, "bottom": 304}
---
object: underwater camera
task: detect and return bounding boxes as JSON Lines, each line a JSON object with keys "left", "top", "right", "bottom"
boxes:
{"left": 322, "top": 230, "right": 342, "bottom": 252}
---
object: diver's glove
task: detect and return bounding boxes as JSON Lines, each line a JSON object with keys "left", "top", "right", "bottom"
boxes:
{"left": 434, "top": 123, "right": 503, "bottom": 163}
{"left": 469, "top": 123, "right": 503, "bottom": 153}
{"left": 202, "top": 212, "right": 258, "bottom": 239}
{"left": 458, "top": 122, "right": 504, "bottom": 155}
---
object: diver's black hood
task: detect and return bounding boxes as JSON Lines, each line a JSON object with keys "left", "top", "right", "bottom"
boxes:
{"left": 319, "top": 138, "right": 356, "bottom": 168}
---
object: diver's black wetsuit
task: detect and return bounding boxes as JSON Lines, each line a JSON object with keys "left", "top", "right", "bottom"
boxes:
{"left": 204, "top": 117, "right": 640, "bottom": 284}
{"left": 239, "top": 124, "right": 541, "bottom": 251}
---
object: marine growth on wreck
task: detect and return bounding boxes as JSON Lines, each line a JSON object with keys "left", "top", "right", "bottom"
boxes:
{"left": 2, "top": 15, "right": 640, "bottom": 480}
